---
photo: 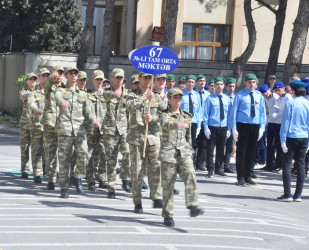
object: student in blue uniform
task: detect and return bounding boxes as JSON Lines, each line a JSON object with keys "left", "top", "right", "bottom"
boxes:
{"left": 223, "top": 78, "right": 237, "bottom": 174}
{"left": 194, "top": 74, "right": 210, "bottom": 172}
{"left": 278, "top": 81, "right": 309, "bottom": 202}
{"left": 181, "top": 75, "right": 201, "bottom": 166}
{"left": 231, "top": 73, "right": 266, "bottom": 186}
{"left": 203, "top": 77, "right": 232, "bottom": 178}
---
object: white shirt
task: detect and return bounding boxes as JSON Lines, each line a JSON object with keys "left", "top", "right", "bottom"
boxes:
{"left": 264, "top": 92, "right": 279, "bottom": 124}
{"left": 275, "top": 93, "right": 293, "bottom": 124}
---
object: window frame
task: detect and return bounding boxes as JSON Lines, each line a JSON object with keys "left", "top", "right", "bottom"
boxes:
{"left": 181, "top": 23, "right": 232, "bottom": 61}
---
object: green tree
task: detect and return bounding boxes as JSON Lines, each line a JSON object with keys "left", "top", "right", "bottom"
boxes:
{"left": 0, "top": 0, "right": 83, "bottom": 53}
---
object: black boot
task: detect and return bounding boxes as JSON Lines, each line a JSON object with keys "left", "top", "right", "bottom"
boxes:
{"left": 47, "top": 182, "right": 55, "bottom": 190}
{"left": 88, "top": 183, "right": 96, "bottom": 191}
{"left": 153, "top": 199, "right": 163, "bottom": 208}
{"left": 99, "top": 181, "right": 108, "bottom": 189}
{"left": 142, "top": 181, "right": 149, "bottom": 190}
{"left": 122, "top": 180, "right": 132, "bottom": 193}
{"left": 75, "top": 179, "right": 85, "bottom": 194}
{"left": 21, "top": 172, "right": 28, "bottom": 179}
{"left": 163, "top": 217, "right": 175, "bottom": 227}
{"left": 189, "top": 206, "right": 204, "bottom": 217}
{"left": 60, "top": 189, "right": 69, "bottom": 198}
{"left": 33, "top": 176, "right": 42, "bottom": 183}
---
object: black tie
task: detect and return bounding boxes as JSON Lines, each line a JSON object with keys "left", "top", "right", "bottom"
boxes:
{"left": 199, "top": 91, "right": 203, "bottom": 105}
{"left": 219, "top": 95, "right": 224, "bottom": 120}
{"left": 250, "top": 92, "right": 255, "bottom": 118}
{"left": 189, "top": 93, "right": 193, "bottom": 115}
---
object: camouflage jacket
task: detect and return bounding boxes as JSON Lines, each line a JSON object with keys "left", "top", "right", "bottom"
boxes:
{"left": 126, "top": 87, "right": 165, "bottom": 146}
{"left": 42, "top": 76, "right": 65, "bottom": 127}
{"left": 87, "top": 88, "right": 106, "bottom": 135}
{"left": 55, "top": 85, "right": 95, "bottom": 137}
{"left": 19, "top": 87, "right": 34, "bottom": 130}
{"left": 27, "top": 88, "right": 45, "bottom": 131}
{"left": 159, "top": 107, "right": 193, "bottom": 163}
{"left": 102, "top": 86, "right": 128, "bottom": 136}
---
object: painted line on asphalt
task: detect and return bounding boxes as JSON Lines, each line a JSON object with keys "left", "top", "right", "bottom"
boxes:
{"left": 0, "top": 225, "right": 305, "bottom": 240}
{"left": 0, "top": 231, "right": 264, "bottom": 240}
{"left": 0, "top": 243, "right": 271, "bottom": 249}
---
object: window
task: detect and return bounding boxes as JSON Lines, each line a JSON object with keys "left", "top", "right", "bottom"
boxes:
{"left": 181, "top": 24, "right": 231, "bottom": 61}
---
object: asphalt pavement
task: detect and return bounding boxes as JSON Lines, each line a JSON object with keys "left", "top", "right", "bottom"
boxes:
{"left": 0, "top": 129, "right": 309, "bottom": 250}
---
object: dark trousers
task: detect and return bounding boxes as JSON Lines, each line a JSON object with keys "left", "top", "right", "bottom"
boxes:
{"left": 196, "top": 125, "right": 207, "bottom": 168}
{"left": 207, "top": 126, "right": 227, "bottom": 173}
{"left": 266, "top": 123, "right": 281, "bottom": 169}
{"left": 256, "top": 132, "right": 266, "bottom": 164}
{"left": 236, "top": 123, "right": 259, "bottom": 180}
{"left": 282, "top": 138, "right": 308, "bottom": 196}
{"left": 224, "top": 132, "right": 234, "bottom": 170}
{"left": 191, "top": 123, "right": 198, "bottom": 150}
{"left": 306, "top": 151, "right": 309, "bottom": 173}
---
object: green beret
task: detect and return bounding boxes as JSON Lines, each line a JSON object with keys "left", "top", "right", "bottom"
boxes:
{"left": 214, "top": 77, "right": 225, "bottom": 83}
{"left": 186, "top": 75, "right": 196, "bottom": 81}
{"left": 209, "top": 79, "right": 215, "bottom": 84}
{"left": 167, "top": 74, "right": 177, "bottom": 81}
{"left": 226, "top": 77, "right": 236, "bottom": 85}
{"left": 167, "top": 88, "right": 184, "bottom": 98}
{"left": 196, "top": 74, "right": 206, "bottom": 81}
{"left": 179, "top": 76, "right": 186, "bottom": 81}
{"left": 290, "top": 80, "right": 306, "bottom": 89}
{"left": 244, "top": 73, "right": 258, "bottom": 82}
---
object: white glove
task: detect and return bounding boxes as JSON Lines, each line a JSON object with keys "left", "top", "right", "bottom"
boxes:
{"left": 204, "top": 128, "right": 211, "bottom": 139}
{"left": 281, "top": 142, "right": 288, "bottom": 153}
{"left": 232, "top": 128, "right": 238, "bottom": 142}
{"left": 195, "top": 128, "right": 201, "bottom": 139}
{"left": 272, "top": 113, "right": 278, "bottom": 119}
{"left": 258, "top": 128, "right": 264, "bottom": 141}
{"left": 226, "top": 130, "right": 231, "bottom": 139}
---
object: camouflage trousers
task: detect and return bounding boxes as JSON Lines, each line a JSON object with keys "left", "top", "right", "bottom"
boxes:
{"left": 20, "top": 127, "right": 30, "bottom": 173}
{"left": 161, "top": 152, "right": 199, "bottom": 218}
{"left": 86, "top": 132, "right": 107, "bottom": 184}
{"left": 58, "top": 135, "right": 88, "bottom": 190}
{"left": 129, "top": 142, "right": 162, "bottom": 205}
{"left": 104, "top": 132, "right": 130, "bottom": 192}
{"left": 43, "top": 125, "right": 58, "bottom": 182}
{"left": 30, "top": 129, "right": 44, "bottom": 177}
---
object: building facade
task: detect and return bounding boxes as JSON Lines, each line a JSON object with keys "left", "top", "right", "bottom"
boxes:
{"left": 78, "top": 0, "right": 309, "bottom": 64}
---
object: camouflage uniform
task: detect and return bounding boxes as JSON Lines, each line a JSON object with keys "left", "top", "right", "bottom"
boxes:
{"left": 159, "top": 106, "right": 199, "bottom": 219}
{"left": 28, "top": 88, "right": 45, "bottom": 177}
{"left": 55, "top": 86, "right": 94, "bottom": 190}
{"left": 126, "top": 87, "right": 164, "bottom": 205}
{"left": 87, "top": 88, "right": 107, "bottom": 185}
{"left": 103, "top": 86, "right": 130, "bottom": 192}
{"left": 42, "top": 75, "right": 64, "bottom": 183}
{"left": 19, "top": 87, "right": 34, "bottom": 174}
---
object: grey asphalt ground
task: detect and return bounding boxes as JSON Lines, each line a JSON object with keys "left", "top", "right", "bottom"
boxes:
{"left": 0, "top": 127, "right": 309, "bottom": 250}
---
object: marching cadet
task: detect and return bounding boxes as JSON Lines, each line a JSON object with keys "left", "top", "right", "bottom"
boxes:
{"left": 27, "top": 68, "right": 49, "bottom": 182}
{"left": 103, "top": 78, "right": 111, "bottom": 89}
{"left": 19, "top": 72, "right": 37, "bottom": 178}
{"left": 126, "top": 72, "right": 165, "bottom": 213}
{"left": 55, "top": 66, "right": 99, "bottom": 198}
{"left": 159, "top": 88, "right": 204, "bottom": 227}
{"left": 43, "top": 65, "right": 65, "bottom": 190}
{"left": 70, "top": 71, "right": 88, "bottom": 180}
{"left": 223, "top": 78, "right": 237, "bottom": 174}
{"left": 194, "top": 74, "right": 210, "bottom": 172}
{"left": 102, "top": 68, "right": 131, "bottom": 198}
{"left": 86, "top": 70, "right": 108, "bottom": 191}
{"left": 278, "top": 80, "right": 309, "bottom": 202}
{"left": 181, "top": 75, "right": 201, "bottom": 167}
{"left": 203, "top": 77, "right": 232, "bottom": 178}
{"left": 129, "top": 74, "right": 140, "bottom": 92}
{"left": 36, "top": 68, "right": 50, "bottom": 175}
{"left": 165, "top": 74, "right": 176, "bottom": 92}
{"left": 231, "top": 73, "right": 266, "bottom": 186}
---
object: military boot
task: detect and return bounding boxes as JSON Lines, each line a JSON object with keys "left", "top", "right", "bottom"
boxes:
{"left": 189, "top": 206, "right": 204, "bottom": 217}
{"left": 122, "top": 180, "right": 132, "bottom": 193}
{"left": 75, "top": 179, "right": 85, "bottom": 194}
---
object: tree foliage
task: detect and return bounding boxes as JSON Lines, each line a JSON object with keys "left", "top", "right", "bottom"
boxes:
{"left": 0, "top": 0, "right": 83, "bottom": 53}
{"left": 198, "top": 0, "right": 227, "bottom": 13}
